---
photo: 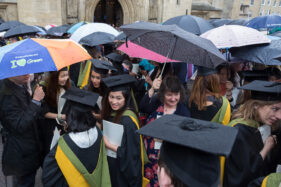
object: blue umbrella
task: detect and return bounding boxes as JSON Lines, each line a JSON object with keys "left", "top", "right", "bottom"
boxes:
{"left": 67, "top": 22, "right": 87, "bottom": 34}
{"left": 246, "top": 15, "right": 281, "bottom": 30}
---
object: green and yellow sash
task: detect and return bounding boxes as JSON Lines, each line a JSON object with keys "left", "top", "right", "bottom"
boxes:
{"left": 77, "top": 60, "right": 92, "bottom": 89}
{"left": 211, "top": 96, "right": 231, "bottom": 125}
{"left": 261, "top": 173, "right": 281, "bottom": 187}
{"left": 211, "top": 97, "right": 231, "bottom": 185}
{"left": 55, "top": 135, "right": 111, "bottom": 187}
{"left": 220, "top": 118, "right": 259, "bottom": 186}
{"left": 111, "top": 110, "right": 149, "bottom": 187}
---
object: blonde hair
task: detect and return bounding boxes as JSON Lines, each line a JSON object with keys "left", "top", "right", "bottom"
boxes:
{"left": 232, "top": 99, "right": 277, "bottom": 123}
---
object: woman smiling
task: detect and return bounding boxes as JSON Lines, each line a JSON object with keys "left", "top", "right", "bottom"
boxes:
{"left": 101, "top": 74, "right": 148, "bottom": 187}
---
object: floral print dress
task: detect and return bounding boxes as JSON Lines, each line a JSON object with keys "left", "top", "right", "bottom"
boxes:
{"left": 143, "top": 105, "right": 164, "bottom": 187}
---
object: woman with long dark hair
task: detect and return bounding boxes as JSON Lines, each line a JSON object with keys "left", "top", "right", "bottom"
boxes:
{"left": 188, "top": 66, "right": 231, "bottom": 125}
{"left": 101, "top": 74, "right": 149, "bottom": 187}
{"left": 40, "top": 68, "right": 71, "bottom": 157}
{"left": 87, "top": 59, "right": 117, "bottom": 121}
{"left": 42, "top": 88, "right": 111, "bottom": 187}
{"left": 87, "top": 59, "right": 116, "bottom": 96}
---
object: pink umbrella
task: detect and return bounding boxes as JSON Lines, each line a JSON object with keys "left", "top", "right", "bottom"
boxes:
{"left": 117, "top": 41, "right": 180, "bottom": 63}
{"left": 200, "top": 25, "right": 270, "bottom": 49}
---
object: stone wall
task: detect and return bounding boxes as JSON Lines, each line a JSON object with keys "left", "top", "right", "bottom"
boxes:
{"left": 17, "top": 0, "right": 63, "bottom": 26}
{"left": 161, "top": 0, "right": 192, "bottom": 22}
{"left": 0, "top": 0, "right": 18, "bottom": 21}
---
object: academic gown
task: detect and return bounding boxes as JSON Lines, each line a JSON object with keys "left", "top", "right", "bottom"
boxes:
{"left": 42, "top": 128, "right": 103, "bottom": 187}
{"left": 107, "top": 115, "right": 143, "bottom": 187}
{"left": 224, "top": 124, "right": 266, "bottom": 187}
{"left": 189, "top": 96, "right": 222, "bottom": 121}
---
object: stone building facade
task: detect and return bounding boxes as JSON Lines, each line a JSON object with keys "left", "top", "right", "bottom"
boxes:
{"left": 1, "top": 0, "right": 281, "bottom": 26}
{"left": 0, "top": 0, "right": 192, "bottom": 26}
{"left": 191, "top": 0, "right": 281, "bottom": 20}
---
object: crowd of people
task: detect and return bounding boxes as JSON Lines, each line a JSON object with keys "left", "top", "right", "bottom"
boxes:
{"left": 0, "top": 24, "right": 281, "bottom": 187}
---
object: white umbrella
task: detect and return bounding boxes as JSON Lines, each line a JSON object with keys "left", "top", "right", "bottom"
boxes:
{"left": 200, "top": 25, "right": 270, "bottom": 49}
{"left": 70, "top": 23, "right": 120, "bottom": 43}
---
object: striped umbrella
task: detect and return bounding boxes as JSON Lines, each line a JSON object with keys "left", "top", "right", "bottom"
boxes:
{"left": 0, "top": 38, "right": 91, "bottom": 79}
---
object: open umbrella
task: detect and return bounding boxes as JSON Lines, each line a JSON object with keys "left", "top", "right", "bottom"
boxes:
{"left": 209, "top": 19, "right": 232, "bottom": 27}
{"left": 0, "top": 21, "right": 25, "bottom": 32}
{"left": 106, "top": 52, "right": 124, "bottom": 62}
{"left": 200, "top": 25, "right": 270, "bottom": 49}
{"left": 67, "top": 21, "right": 87, "bottom": 34}
{"left": 70, "top": 23, "right": 120, "bottom": 43}
{"left": 231, "top": 40, "right": 281, "bottom": 65}
{"left": 121, "top": 22, "right": 226, "bottom": 68}
{"left": 4, "top": 25, "right": 40, "bottom": 38}
{"left": 46, "top": 24, "right": 71, "bottom": 37}
{"left": 246, "top": 15, "right": 281, "bottom": 30}
{"left": 163, "top": 15, "right": 214, "bottom": 35}
{"left": 0, "top": 38, "right": 91, "bottom": 80}
{"left": 118, "top": 41, "right": 179, "bottom": 63}
{"left": 115, "top": 32, "right": 126, "bottom": 41}
{"left": 228, "top": 19, "right": 248, "bottom": 26}
{"left": 79, "top": 32, "right": 115, "bottom": 47}
{"left": 44, "top": 24, "right": 57, "bottom": 31}
{"left": 32, "top": 26, "right": 47, "bottom": 36}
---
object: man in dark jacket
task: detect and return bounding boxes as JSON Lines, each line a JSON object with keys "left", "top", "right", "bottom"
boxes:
{"left": 0, "top": 74, "right": 45, "bottom": 187}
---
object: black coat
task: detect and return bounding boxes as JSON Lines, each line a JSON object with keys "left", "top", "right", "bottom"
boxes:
{"left": 0, "top": 79, "right": 42, "bottom": 176}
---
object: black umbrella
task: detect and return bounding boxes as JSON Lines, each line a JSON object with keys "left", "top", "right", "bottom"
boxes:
{"left": 209, "top": 19, "right": 232, "bottom": 27}
{"left": 46, "top": 24, "right": 71, "bottom": 37}
{"left": 0, "top": 21, "right": 25, "bottom": 32}
{"left": 121, "top": 22, "right": 226, "bottom": 68}
{"left": 106, "top": 52, "right": 124, "bottom": 62}
{"left": 115, "top": 32, "right": 126, "bottom": 41}
{"left": 163, "top": 15, "right": 214, "bottom": 35}
{"left": 79, "top": 32, "right": 115, "bottom": 47}
{"left": 4, "top": 24, "right": 40, "bottom": 38}
{"left": 231, "top": 40, "right": 281, "bottom": 65}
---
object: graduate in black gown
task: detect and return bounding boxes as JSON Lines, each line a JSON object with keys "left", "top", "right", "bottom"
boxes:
{"left": 137, "top": 114, "right": 238, "bottom": 187}
{"left": 188, "top": 66, "right": 231, "bottom": 125}
{"left": 224, "top": 80, "right": 281, "bottom": 187}
{"left": 101, "top": 74, "right": 149, "bottom": 187}
{"left": 42, "top": 88, "right": 111, "bottom": 187}
{"left": 86, "top": 59, "right": 117, "bottom": 122}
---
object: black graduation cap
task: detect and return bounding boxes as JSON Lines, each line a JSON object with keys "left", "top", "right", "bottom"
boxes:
{"left": 105, "top": 52, "right": 124, "bottom": 62}
{"left": 102, "top": 74, "right": 136, "bottom": 91}
{"left": 240, "top": 70, "right": 268, "bottom": 83}
{"left": 92, "top": 59, "right": 117, "bottom": 75}
{"left": 197, "top": 66, "right": 217, "bottom": 76}
{"left": 62, "top": 87, "right": 100, "bottom": 113}
{"left": 239, "top": 80, "right": 281, "bottom": 101}
{"left": 137, "top": 114, "right": 238, "bottom": 187}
